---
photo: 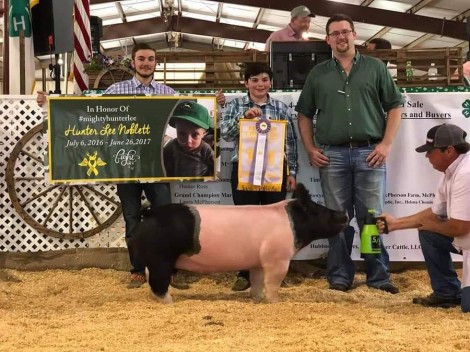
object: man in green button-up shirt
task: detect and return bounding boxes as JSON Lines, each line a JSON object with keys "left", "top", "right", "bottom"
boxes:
{"left": 296, "top": 13, "right": 404, "bottom": 294}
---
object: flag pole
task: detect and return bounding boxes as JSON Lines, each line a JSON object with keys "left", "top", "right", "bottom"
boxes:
{"left": 73, "top": 0, "right": 91, "bottom": 95}
{"left": 3, "top": 0, "right": 10, "bottom": 94}
{"left": 9, "top": 0, "right": 36, "bottom": 94}
{"left": 51, "top": 54, "right": 61, "bottom": 94}
{"left": 64, "top": 52, "right": 69, "bottom": 94}
{"left": 20, "top": 30, "right": 25, "bottom": 94}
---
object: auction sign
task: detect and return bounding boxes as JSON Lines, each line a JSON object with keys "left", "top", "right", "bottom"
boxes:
{"left": 47, "top": 96, "right": 217, "bottom": 183}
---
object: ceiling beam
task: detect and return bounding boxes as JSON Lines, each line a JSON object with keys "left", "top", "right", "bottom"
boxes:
{"left": 215, "top": 2, "right": 223, "bottom": 23}
{"left": 35, "top": 39, "right": 227, "bottom": 67}
{"left": 405, "top": 6, "right": 470, "bottom": 49}
{"left": 115, "top": 1, "right": 127, "bottom": 23}
{"left": 102, "top": 16, "right": 272, "bottom": 43}
{"left": 455, "top": 9, "right": 470, "bottom": 22}
{"left": 176, "top": 0, "right": 182, "bottom": 14}
{"left": 407, "top": 0, "right": 436, "bottom": 14}
{"left": 91, "top": 0, "right": 468, "bottom": 41}
{"left": 91, "top": 0, "right": 118, "bottom": 4}
{"left": 366, "top": 0, "right": 435, "bottom": 47}
{"left": 244, "top": 8, "right": 265, "bottom": 50}
{"left": 158, "top": 0, "right": 164, "bottom": 17}
{"left": 360, "top": 0, "right": 374, "bottom": 6}
{"left": 102, "top": 39, "right": 242, "bottom": 55}
{"left": 202, "top": 0, "right": 468, "bottom": 41}
{"left": 102, "top": 18, "right": 166, "bottom": 41}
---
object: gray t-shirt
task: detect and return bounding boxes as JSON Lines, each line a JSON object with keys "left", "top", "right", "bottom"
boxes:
{"left": 163, "top": 139, "right": 214, "bottom": 177}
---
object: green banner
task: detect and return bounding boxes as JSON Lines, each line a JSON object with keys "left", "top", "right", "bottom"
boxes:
{"left": 9, "top": 0, "right": 32, "bottom": 37}
{"left": 47, "top": 96, "right": 217, "bottom": 183}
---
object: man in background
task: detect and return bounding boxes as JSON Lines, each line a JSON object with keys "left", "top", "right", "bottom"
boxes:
{"left": 464, "top": 61, "right": 470, "bottom": 76}
{"left": 366, "top": 38, "right": 392, "bottom": 51}
{"left": 464, "top": 61, "right": 470, "bottom": 85}
{"left": 367, "top": 38, "right": 396, "bottom": 78}
{"left": 265, "top": 5, "right": 315, "bottom": 51}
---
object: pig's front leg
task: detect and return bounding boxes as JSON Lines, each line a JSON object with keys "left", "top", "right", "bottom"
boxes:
{"left": 145, "top": 262, "right": 173, "bottom": 304}
{"left": 249, "top": 268, "right": 264, "bottom": 302}
{"left": 263, "top": 260, "right": 290, "bottom": 303}
{"left": 150, "top": 291, "right": 173, "bottom": 304}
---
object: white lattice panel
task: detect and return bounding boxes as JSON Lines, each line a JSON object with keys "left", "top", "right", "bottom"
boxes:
{"left": 0, "top": 96, "right": 126, "bottom": 252}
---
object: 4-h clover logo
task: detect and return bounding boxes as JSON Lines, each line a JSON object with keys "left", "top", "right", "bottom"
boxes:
{"left": 463, "top": 99, "right": 470, "bottom": 118}
{"left": 78, "top": 151, "right": 107, "bottom": 176}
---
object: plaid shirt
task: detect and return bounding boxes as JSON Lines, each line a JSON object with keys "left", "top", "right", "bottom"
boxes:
{"left": 221, "top": 94, "right": 298, "bottom": 175}
{"left": 104, "top": 76, "right": 176, "bottom": 95}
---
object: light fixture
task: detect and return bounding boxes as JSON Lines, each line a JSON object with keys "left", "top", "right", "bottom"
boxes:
{"left": 163, "top": 0, "right": 174, "bottom": 8}
{"left": 57, "top": 54, "right": 64, "bottom": 66}
{"left": 168, "top": 31, "right": 181, "bottom": 48}
{"left": 163, "top": 0, "right": 175, "bottom": 22}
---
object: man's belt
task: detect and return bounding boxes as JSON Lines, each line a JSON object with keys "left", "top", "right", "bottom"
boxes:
{"left": 329, "top": 139, "right": 382, "bottom": 148}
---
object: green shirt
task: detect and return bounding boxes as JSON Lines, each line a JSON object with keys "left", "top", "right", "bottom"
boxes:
{"left": 295, "top": 51, "right": 404, "bottom": 145}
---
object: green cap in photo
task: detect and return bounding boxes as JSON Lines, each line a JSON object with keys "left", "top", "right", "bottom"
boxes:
{"left": 170, "top": 101, "right": 213, "bottom": 130}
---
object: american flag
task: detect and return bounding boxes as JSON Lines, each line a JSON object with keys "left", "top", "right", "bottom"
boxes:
{"left": 73, "top": 0, "right": 91, "bottom": 94}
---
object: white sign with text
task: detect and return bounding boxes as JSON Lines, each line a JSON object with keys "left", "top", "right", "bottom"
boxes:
{"left": 170, "top": 92, "right": 470, "bottom": 261}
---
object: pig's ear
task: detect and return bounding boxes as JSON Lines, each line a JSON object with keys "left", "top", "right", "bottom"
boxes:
{"left": 293, "top": 183, "right": 312, "bottom": 208}
{"left": 292, "top": 183, "right": 308, "bottom": 200}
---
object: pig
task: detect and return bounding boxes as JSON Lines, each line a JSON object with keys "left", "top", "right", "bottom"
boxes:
{"left": 133, "top": 183, "right": 348, "bottom": 303}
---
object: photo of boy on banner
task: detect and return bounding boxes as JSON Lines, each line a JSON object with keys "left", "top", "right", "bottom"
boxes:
{"left": 163, "top": 100, "right": 215, "bottom": 177}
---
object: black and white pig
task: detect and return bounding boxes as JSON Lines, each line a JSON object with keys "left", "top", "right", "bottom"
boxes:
{"left": 132, "top": 183, "right": 347, "bottom": 303}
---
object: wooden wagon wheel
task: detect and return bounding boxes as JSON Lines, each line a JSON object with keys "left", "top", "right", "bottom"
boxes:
{"left": 93, "top": 66, "right": 135, "bottom": 90}
{"left": 6, "top": 122, "right": 122, "bottom": 239}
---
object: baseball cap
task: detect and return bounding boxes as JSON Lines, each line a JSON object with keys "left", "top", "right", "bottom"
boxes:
{"left": 291, "top": 5, "right": 315, "bottom": 18}
{"left": 415, "top": 124, "right": 468, "bottom": 153}
{"left": 169, "top": 101, "right": 213, "bottom": 130}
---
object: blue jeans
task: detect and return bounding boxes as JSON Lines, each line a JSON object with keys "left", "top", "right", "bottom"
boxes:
{"left": 117, "top": 183, "right": 171, "bottom": 274}
{"left": 418, "top": 230, "right": 461, "bottom": 297}
{"left": 418, "top": 230, "right": 470, "bottom": 312}
{"left": 319, "top": 145, "right": 391, "bottom": 288}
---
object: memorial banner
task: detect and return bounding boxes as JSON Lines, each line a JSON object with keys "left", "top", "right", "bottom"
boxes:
{"left": 47, "top": 96, "right": 217, "bottom": 183}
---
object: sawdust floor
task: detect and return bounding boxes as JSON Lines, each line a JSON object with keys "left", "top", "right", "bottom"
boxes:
{"left": 0, "top": 267, "right": 469, "bottom": 352}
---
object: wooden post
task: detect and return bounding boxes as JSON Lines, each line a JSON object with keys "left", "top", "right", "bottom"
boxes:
{"left": 20, "top": 30, "right": 25, "bottom": 94}
{"left": 396, "top": 50, "right": 407, "bottom": 85}
{"left": 205, "top": 55, "right": 215, "bottom": 87}
{"left": 42, "top": 67, "right": 47, "bottom": 91}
